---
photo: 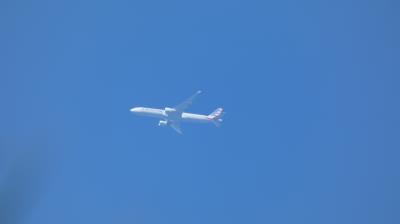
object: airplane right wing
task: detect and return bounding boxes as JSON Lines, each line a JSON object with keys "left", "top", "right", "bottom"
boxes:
{"left": 174, "top": 90, "right": 202, "bottom": 112}
{"left": 169, "top": 122, "right": 183, "bottom": 134}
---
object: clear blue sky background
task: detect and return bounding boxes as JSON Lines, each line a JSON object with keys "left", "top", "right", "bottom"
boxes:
{"left": 1, "top": 0, "right": 399, "bottom": 223}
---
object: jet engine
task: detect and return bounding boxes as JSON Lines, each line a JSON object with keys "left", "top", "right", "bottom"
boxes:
{"left": 164, "top": 107, "right": 176, "bottom": 113}
{"left": 158, "top": 120, "right": 168, "bottom": 126}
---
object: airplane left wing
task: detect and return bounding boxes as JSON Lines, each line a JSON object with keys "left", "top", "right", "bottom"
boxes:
{"left": 174, "top": 90, "right": 202, "bottom": 112}
{"left": 170, "top": 122, "right": 183, "bottom": 134}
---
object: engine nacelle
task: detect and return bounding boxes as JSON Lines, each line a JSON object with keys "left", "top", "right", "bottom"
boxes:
{"left": 164, "top": 107, "right": 176, "bottom": 113}
{"left": 158, "top": 120, "right": 168, "bottom": 126}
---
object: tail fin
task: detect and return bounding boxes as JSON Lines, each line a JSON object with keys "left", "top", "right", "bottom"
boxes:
{"left": 208, "top": 108, "right": 224, "bottom": 127}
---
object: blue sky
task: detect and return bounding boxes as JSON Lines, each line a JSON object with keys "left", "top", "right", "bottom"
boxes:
{"left": 1, "top": 0, "right": 399, "bottom": 223}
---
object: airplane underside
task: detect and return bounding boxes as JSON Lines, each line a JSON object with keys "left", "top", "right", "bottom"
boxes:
{"left": 130, "top": 91, "right": 224, "bottom": 134}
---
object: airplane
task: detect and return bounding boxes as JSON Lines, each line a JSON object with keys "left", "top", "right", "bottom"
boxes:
{"left": 130, "top": 90, "right": 224, "bottom": 134}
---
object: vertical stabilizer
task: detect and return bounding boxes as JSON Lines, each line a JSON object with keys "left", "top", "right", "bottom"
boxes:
{"left": 208, "top": 108, "right": 224, "bottom": 127}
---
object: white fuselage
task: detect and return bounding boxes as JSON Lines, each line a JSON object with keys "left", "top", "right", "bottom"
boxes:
{"left": 130, "top": 107, "right": 212, "bottom": 123}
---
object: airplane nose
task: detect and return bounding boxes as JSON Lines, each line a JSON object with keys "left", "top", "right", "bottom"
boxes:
{"left": 130, "top": 107, "right": 139, "bottom": 113}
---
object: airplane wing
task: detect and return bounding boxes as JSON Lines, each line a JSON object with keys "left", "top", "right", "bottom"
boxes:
{"left": 174, "top": 90, "right": 202, "bottom": 112}
{"left": 170, "top": 122, "right": 183, "bottom": 134}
